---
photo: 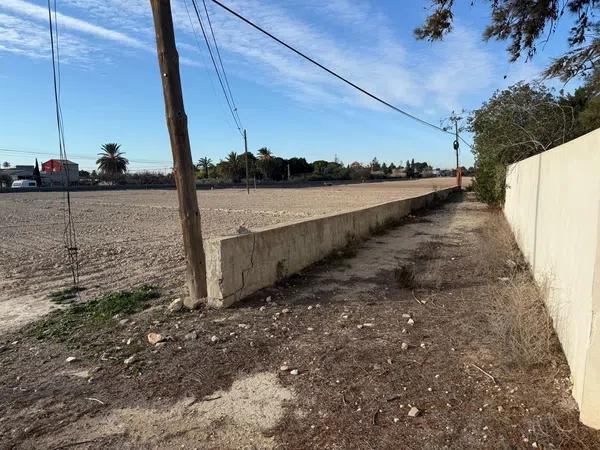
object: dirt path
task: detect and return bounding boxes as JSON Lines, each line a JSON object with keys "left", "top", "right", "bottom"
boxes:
{"left": 0, "top": 178, "right": 463, "bottom": 334}
{"left": 1, "top": 193, "right": 598, "bottom": 449}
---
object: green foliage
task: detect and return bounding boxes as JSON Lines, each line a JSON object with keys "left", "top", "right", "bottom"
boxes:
{"left": 225, "top": 151, "right": 242, "bottom": 182}
{"left": 126, "top": 171, "right": 174, "bottom": 185}
{"left": 49, "top": 286, "right": 86, "bottom": 305}
{"left": 96, "top": 143, "right": 129, "bottom": 180}
{"left": 199, "top": 146, "right": 434, "bottom": 184}
{"left": 370, "top": 157, "right": 381, "bottom": 172}
{"left": 470, "top": 82, "right": 576, "bottom": 205}
{"left": 27, "top": 285, "right": 159, "bottom": 341}
{"left": 579, "top": 96, "right": 600, "bottom": 131}
{"left": 0, "top": 171, "right": 12, "bottom": 189}
{"left": 257, "top": 147, "right": 275, "bottom": 179}
{"left": 197, "top": 157, "right": 213, "bottom": 179}
{"left": 287, "top": 157, "right": 312, "bottom": 175}
{"left": 415, "top": 0, "right": 600, "bottom": 81}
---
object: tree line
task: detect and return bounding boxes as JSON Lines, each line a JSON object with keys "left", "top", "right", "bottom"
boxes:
{"left": 71, "top": 143, "right": 447, "bottom": 186}
{"left": 196, "top": 151, "right": 449, "bottom": 183}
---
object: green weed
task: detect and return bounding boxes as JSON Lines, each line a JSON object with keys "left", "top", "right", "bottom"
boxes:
{"left": 27, "top": 285, "right": 160, "bottom": 341}
{"left": 48, "top": 286, "right": 86, "bottom": 305}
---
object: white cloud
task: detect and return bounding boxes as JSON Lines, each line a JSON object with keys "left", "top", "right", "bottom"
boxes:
{"left": 0, "top": 12, "right": 93, "bottom": 64}
{"left": 0, "top": 0, "right": 205, "bottom": 68}
{"left": 1, "top": 0, "right": 149, "bottom": 50}
{"left": 421, "top": 26, "right": 496, "bottom": 112}
{"left": 0, "top": 0, "right": 530, "bottom": 116}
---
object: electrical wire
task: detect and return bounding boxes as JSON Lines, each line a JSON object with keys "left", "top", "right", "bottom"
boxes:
{"left": 188, "top": 0, "right": 244, "bottom": 136}
{"left": 47, "top": 0, "right": 80, "bottom": 288}
{"left": 201, "top": 0, "right": 242, "bottom": 129}
{"left": 209, "top": 0, "right": 474, "bottom": 148}
{"left": 182, "top": 0, "right": 239, "bottom": 132}
{"left": 0, "top": 147, "right": 173, "bottom": 166}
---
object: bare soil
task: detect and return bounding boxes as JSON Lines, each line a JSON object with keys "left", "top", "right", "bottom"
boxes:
{"left": 1, "top": 192, "right": 598, "bottom": 449}
{"left": 0, "top": 178, "right": 460, "bottom": 333}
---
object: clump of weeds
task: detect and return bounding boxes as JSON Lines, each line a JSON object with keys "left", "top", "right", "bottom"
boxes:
{"left": 48, "top": 286, "right": 86, "bottom": 305}
{"left": 27, "top": 285, "right": 160, "bottom": 341}
{"left": 393, "top": 263, "right": 417, "bottom": 288}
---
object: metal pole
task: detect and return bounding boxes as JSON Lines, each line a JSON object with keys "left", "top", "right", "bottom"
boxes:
{"left": 150, "top": 0, "right": 207, "bottom": 305}
{"left": 244, "top": 129, "right": 250, "bottom": 194}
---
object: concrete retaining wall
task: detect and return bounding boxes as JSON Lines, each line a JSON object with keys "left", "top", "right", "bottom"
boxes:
{"left": 204, "top": 187, "right": 458, "bottom": 308}
{"left": 504, "top": 128, "right": 600, "bottom": 429}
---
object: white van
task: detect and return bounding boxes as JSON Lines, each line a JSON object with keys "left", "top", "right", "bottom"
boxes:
{"left": 11, "top": 180, "right": 37, "bottom": 189}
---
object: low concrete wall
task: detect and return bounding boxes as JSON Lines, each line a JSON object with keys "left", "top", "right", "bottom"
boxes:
{"left": 204, "top": 187, "right": 458, "bottom": 308}
{"left": 504, "top": 128, "right": 600, "bottom": 429}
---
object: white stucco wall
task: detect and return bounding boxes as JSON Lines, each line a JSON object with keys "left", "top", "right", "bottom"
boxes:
{"left": 504, "top": 128, "right": 600, "bottom": 428}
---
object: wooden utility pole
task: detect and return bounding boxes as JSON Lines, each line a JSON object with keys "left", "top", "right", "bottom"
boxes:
{"left": 244, "top": 129, "right": 250, "bottom": 194}
{"left": 454, "top": 120, "right": 462, "bottom": 188}
{"left": 150, "top": 0, "right": 207, "bottom": 305}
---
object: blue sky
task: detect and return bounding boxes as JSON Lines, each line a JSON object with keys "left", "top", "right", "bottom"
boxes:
{"left": 0, "top": 0, "right": 577, "bottom": 171}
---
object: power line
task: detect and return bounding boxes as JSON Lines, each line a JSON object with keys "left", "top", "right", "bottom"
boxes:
{"left": 201, "top": 0, "right": 242, "bottom": 129}
{"left": 187, "top": 0, "right": 244, "bottom": 135}
{"left": 182, "top": 0, "right": 240, "bottom": 132}
{"left": 209, "top": 0, "right": 473, "bottom": 145}
{"left": 0, "top": 147, "right": 173, "bottom": 165}
{"left": 47, "top": 0, "right": 80, "bottom": 288}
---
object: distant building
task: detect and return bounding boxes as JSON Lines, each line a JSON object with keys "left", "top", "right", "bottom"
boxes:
{"left": 1, "top": 165, "right": 35, "bottom": 181}
{"left": 41, "top": 159, "right": 79, "bottom": 186}
{"left": 391, "top": 168, "right": 407, "bottom": 178}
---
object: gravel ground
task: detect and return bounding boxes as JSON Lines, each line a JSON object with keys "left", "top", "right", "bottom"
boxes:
{"left": 1, "top": 193, "right": 598, "bottom": 449}
{"left": 0, "top": 178, "right": 460, "bottom": 333}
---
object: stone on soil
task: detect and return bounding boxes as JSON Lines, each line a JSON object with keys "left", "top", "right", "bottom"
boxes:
{"left": 408, "top": 406, "right": 421, "bottom": 417}
{"left": 167, "top": 298, "right": 183, "bottom": 312}
{"left": 184, "top": 331, "right": 198, "bottom": 340}
{"left": 147, "top": 333, "right": 164, "bottom": 345}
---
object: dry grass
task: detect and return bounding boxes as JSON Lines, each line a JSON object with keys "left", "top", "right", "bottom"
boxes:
{"left": 393, "top": 263, "right": 416, "bottom": 288}
{"left": 485, "top": 275, "right": 556, "bottom": 367}
{"left": 476, "top": 212, "right": 557, "bottom": 368}
{"left": 472, "top": 210, "right": 527, "bottom": 278}
{"left": 529, "top": 414, "right": 600, "bottom": 450}
{"left": 412, "top": 240, "right": 445, "bottom": 290}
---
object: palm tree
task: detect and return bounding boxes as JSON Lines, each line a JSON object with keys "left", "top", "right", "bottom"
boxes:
{"left": 197, "top": 156, "right": 212, "bottom": 179}
{"left": 96, "top": 143, "right": 128, "bottom": 180}
{"left": 257, "top": 148, "right": 272, "bottom": 161}
{"left": 223, "top": 151, "right": 242, "bottom": 182}
{"left": 257, "top": 147, "right": 273, "bottom": 179}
